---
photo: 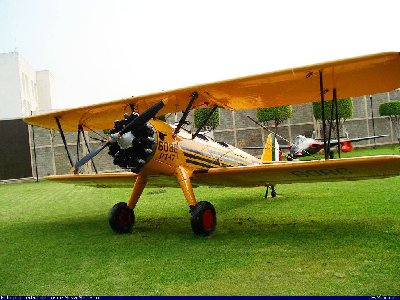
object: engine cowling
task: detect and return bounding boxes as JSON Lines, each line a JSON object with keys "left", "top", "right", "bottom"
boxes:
{"left": 107, "top": 113, "right": 157, "bottom": 172}
{"left": 341, "top": 140, "right": 353, "bottom": 152}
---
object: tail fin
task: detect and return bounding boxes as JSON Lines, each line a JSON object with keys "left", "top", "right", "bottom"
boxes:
{"left": 261, "top": 133, "right": 281, "bottom": 163}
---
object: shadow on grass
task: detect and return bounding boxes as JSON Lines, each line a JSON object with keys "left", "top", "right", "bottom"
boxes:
{"left": 6, "top": 210, "right": 395, "bottom": 247}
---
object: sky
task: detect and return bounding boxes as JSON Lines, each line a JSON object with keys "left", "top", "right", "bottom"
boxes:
{"left": 1, "top": 0, "right": 399, "bottom": 109}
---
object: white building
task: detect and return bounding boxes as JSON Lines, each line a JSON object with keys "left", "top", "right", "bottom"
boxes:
{"left": 0, "top": 52, "right": 54, "bottom": 119}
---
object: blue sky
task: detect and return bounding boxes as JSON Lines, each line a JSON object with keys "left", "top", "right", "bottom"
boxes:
{"left": 1, "top": 0, "right": 399, "bottom": 109}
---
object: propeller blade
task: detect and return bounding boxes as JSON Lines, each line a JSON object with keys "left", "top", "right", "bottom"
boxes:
{"left": 73, "top": 98, "right": 167, "bottom": 172}
{"left": 73, "top": 142, "right": 110, "bottom": 172}
{"left": 120, "top": 99, "right": 167, "bottom": 136}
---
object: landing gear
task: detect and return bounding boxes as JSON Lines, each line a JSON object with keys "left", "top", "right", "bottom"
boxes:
{"left": 109, "top": 202, "right": 135, "bottom": 233}
{"left": 271, "top": 187, "right": 277, "bottom": 198}
{"left": 190, "top": 201, "right": 216, "bottom": 236}
{"left": 265, "top": 185, "right": 277, "bottom": 198}
{"left": 109, "top": 174, "right": 146, "bottom": 234}
{"left": 176, "top": 166, "right": 217, "bottom": 236}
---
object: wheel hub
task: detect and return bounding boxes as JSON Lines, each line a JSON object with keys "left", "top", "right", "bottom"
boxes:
{"left": 202, "top": 209, "right": 214, "bottom": 229}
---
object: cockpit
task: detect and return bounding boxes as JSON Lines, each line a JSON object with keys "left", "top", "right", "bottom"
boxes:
{"left": 294, "top": 135, "right": 307, "bottom": 145}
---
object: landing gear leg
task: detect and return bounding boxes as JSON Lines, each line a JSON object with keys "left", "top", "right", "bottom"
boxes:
{"left": 265, "top": 186, "right": 269, "bottom": 199}
{"left": 109, "top": 174, "right": 147, "bottom": 233}
{"left": 176, "top": 166, "right": 216, "bottom": 236}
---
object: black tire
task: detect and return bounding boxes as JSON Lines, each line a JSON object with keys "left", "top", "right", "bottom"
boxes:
{"left": 271, "top": 190, "right": 277, "bottom": 198}
{"left": 109, "top": 202, "right": 135, "bottom": 233}
{"left": 190, "top": 201, "right": 216, "bottom": 236}
{"left": 329, "top": 150, "right": 334, "bottom": 159}
{"left": 286, "top": 154, "right": 293, "bottom": 161}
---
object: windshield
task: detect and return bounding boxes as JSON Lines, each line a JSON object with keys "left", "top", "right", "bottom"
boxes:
{"left": 294, "top": 135, "right": 307, "bottom": 144}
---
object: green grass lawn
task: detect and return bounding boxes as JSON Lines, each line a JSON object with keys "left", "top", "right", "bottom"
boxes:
{"left": 1, "top": 146, "right": 399, "bottom": 295}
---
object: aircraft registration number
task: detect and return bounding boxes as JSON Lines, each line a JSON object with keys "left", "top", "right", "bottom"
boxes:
{"left": 157, "top": 141, "right": 178, "bottom": 161}
{"left": 291, "top": 168, "right": 352, "bottom": 177}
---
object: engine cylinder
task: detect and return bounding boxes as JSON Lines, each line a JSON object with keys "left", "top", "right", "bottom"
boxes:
{"left": 107, "top": 113, "right": 157, "bottom": 173}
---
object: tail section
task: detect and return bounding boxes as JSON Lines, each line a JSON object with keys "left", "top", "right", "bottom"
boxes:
{"left": 261, "top": 133, "right": 281, "bottom": 163}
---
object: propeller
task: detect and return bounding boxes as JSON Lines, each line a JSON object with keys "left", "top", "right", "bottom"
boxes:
{"left": 73, "top": 99, "right": 167, "bottom": 173}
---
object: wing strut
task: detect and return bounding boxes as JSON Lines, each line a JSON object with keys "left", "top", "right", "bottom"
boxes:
{"left": 192, "top": 105, "right": 218, "bottom": 139}
{"left": 327, "top": 89, "right": 336, "bottom": 156}
{"left": 78, "top": 125, "right": 98, "bottom": 174}
{"left": 319, "top": 71, "right": 329, "bottom": 160}
{"left": 334, "top": 89, "right": 341, "bottom": 158}
{"left": 76, "top": 126, "right": 81, "bottom": 162}
{"left": 55, "top": 117, "right": 74, "bottom": 168}
{"left": 174, "top": 92, "right": 198, "bottom": 135}
{"left": 325, "top": 88, "right": 342, "bottom": 159}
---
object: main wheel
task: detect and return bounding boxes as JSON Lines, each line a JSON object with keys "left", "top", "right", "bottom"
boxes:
{"left": 109, "top": 202, "right": 135, "bottom": 233}
{"left": 190, "top": 201, "right": 216, "bottom": 236}
{"left": 329, "top": 150, "right": 334, "bottom": 159}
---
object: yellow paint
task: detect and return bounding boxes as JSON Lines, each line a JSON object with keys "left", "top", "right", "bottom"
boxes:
{"left": 175, "top": 166, "right": 197, "bottom": 207}
{"left": 127, "top": 174, "right": 147, "bottom": 209}
{"left": 261, "top": 133, "right": 273, "bottom": 162}
{"left": 46, "top": 155, "right": 400, "bottom": 188}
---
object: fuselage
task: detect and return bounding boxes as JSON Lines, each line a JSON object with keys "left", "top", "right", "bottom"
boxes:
{"left": 289, "top": 135, "right": 321, "bottom": 158}
{"left": 289, "top": 135, "right": 355, "bottom": 158}
{"left": 142, "top": 119, "right": 261, "bottom": 177}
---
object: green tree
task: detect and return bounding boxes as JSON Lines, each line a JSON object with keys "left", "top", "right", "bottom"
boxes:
{"left": 256, "top": 105, "right": 292, "bottom": 134}
{"left": 380, "top": 100, "right": 400, "bottom": 144}
{"left": 194, "top": 107, "right": 220, "bottom": 131}
{"left": 312, "top": 98, "right": 353, "bottom": 135}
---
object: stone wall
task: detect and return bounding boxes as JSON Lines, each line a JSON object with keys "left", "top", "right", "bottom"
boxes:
{"left": 213, "top": 91, "right": 400, "bottom": 156}
{"left": 28, "top": 90, "right": 400, "bottom": 177}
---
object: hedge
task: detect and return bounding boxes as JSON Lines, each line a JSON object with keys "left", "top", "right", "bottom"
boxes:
{"left": 312, "top": 98, "right": 353, "bottom": 120}
{"left": 256, "top": 106, "right": 292, "bottom": 124}
{"left": 379, "top": 101, "right": 400, "bottom": 116}
{"left": 194, "top": 107, "right": 220, "bottom": 130}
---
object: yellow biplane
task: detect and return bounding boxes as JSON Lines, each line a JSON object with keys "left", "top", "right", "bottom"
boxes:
{"left": 24, "top": 52, "right": 400, "bottom": 236}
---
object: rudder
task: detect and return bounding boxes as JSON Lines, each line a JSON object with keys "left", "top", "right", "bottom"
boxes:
{"left": 261, "top": 133, "right": 281, "bottom": 163}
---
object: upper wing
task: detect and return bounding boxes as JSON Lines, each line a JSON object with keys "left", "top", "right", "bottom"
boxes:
{"left": 191, "top": 155, "right": 400, "bottom": 187}
{"left": 24, "top": 52, "right": 400, "bottom": 131}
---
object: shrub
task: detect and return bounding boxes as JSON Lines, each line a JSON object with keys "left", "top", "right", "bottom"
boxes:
{"left": 312, "top": 98, "right": 353, "bottom": 121}
{"left": 194, "top": 107, "right": 220, "bottom": 130}
{"left": 312, "top": 98, "right": 353, "bottom": 136}
{"left": 256, "top": 106, "right": 292, "bottom": 133}
{"left": 379, "top": 101, "right": 400, "bottom": 116}
{"left": 379, "top": 101, "right": 400, "bottom": 143}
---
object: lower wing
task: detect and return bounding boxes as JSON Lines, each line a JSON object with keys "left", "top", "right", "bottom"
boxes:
{"left": 191, "top": 155, "right": 400, "bottom": 186}
{"left": 44, "top": 155, "right": 400, "bottom": 188}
